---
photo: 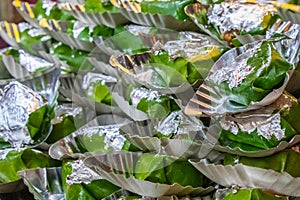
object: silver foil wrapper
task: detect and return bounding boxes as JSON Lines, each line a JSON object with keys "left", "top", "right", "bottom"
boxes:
{"left": 207, "top": 2, "right": 276, "bottom": 35}
{"left": 66, "top": 159, "right": 102, "bottom": 185}
{"left": 0, "top": 81, "right": 46, "bottom": 148}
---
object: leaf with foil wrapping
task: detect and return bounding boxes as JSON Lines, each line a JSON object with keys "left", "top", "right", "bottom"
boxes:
{"left": 216, "top": 92, "right": 300, "bottom": 151}
{"left": 221, "top": 188, "right": 287, "bottom": 200}
{"left": 219, "top": 117, "right": 297, "bottom": 151}
{"left": 140, "top": 0, "right": 195, "bottom": 21}
{"left": 0, "top": 148, "right": 59, "bottom": 183}
{"left": 62, "top": 160, "right": 120, "bottom": 200}
{"left": 185, "top": 40, "right": 294, "bottom": 115}
{"left": 71, "top": 125, "right": 138, "bottom": 154}
{"left": 80, "top": 72, "right": 117, "bottom": 105}
{"left": 0, "top": 81, "right": 56, "bottom": 148}
{"left": 224, "top": 149, "right": 300, "bottom": 178}
{"left": 33, "top": 0, "right": 74, "bottom": 21}
{"left": 185, "top": 2, "right": 278, "bottom": 45}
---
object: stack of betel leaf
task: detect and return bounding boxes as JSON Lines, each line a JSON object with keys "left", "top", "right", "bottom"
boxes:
{"left": 0, "top": 0, "right": 299, "bottom": 199}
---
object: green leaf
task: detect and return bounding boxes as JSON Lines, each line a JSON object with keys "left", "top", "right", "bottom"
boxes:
{"left": 85, "top": 0, "right": 119, "bottom": 14}
{"left": 26, "top": 104, "right": 55, "bottom": 141}
{"left": 106, "top": 30, "right": 147, "bottom": 54}
{"left": 223, "top": 188, "right": 287, "bottom": 200}
{"left": 50, "top": 43, "right": 93, "bottom": 72}
{"left": 148, "top": 51, "right": 204, "bottom": 85}
{"left": 33, "top": 0, "right": 74, "bottom": 20}
{"left": 19, "top": 29, "right": 48, "bottom": 55}
{"left": 82, "top": 179, "right": 120, "bottom": 199}
{"left": 0, "top": 149, "right": 59, "bottom": 183}
{"left": 86, "top": 81, "right": 112, "bottom": 105}
{"left": 46, "top": 116, "right": 77, "bottom": 144}
{"left": 281, "top": 98, "right": 300, "bottom": 133}
{"left": 165, "top": 157, "right": 204, "bottom": 187}
{"left": 141, "top": 0, "right": 195, "bottom": 21}
{"left": 136, "top": 95, "right": 180, "bottom": 119}
{"left": 135, "top": 153, "right": 167, "bottom": 184}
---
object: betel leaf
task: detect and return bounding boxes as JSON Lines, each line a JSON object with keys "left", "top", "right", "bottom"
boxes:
{"left": 224, "top": 149, "right": 300, "bottom": 177}
{"left": 33, "top": 0, "right": 74, "bottom": 21}
{"left": 105, "top": 27, "right": 148, "bottom": 55}
{"left": 281, "top": 98, "right": 300, "bottom": 133}
{"left": 26, "top": 104, "right": 55, "bottom": 141}
{"left": 92, "top": 25, "right": 115, "bottom": 38}
{"left": 0, "top": 148, "right": 59, "bottom": 183}
{"left": 19, "top": 28, "right": 49, "bottom": 55}
{"left": 223, "top": 188, "right": 287, "bottom": 200}
{"left": 62, "top": 161, "right": 120, "bottom": 200}
{"left": 77, "top": 134, "right": 108, "bottom": 153}
{"left": 164, "top": 157, "right": 204, "bottom": 187}
{"left": 135, "top": 153, "right": 167, "bottom": 184}
{"left": 50, "top": 43, "right": 93, "bottom": 72}
{"left": 140, "top": 0, "right": 195, "bottom": 21}
{"left": 46, "top": 115, "right": 77, "bottom": 144}
{"left": 70, "top": 24, "right": 114, "bottom": 42}
{"left": 86, "top": 81, "right": 113, "bottom": 105}
{"left": 136, "top": 95, "right": 180, "bottom": 119}
{"left": 149, "top": 51, "right": 203, "bottom": 84}
{"left": 85, "top": 0, "right": 119, "bottom": 13}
